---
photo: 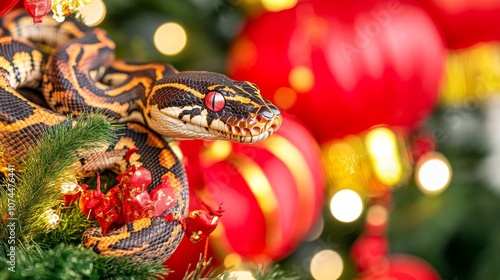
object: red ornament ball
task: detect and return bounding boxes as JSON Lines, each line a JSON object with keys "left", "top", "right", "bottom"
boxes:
{"left": 179, "top": 115, "right": 325, "bottom": 263}
{"left": 228, "top": 0, "right": 445, "bottom": 143}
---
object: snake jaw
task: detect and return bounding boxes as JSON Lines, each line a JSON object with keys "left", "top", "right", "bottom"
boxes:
{"left": 233, "top": 112, "right": 282, "bottom": 140}
{"left": 147, "top": 104, "right": 282, "bottom": 143}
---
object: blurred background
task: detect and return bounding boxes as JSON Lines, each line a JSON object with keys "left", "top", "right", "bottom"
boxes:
{"left": 32, "top": 0, "right": 500, "bottom": 279}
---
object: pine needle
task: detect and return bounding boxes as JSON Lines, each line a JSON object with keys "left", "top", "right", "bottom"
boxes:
{"left": 0, "top": 243, "right": 169, "bottom": 279}
{"left": 35, "top": 205, "right": 98, "bottom": 247}
{"left": 182, "top": 255, "right": 233, "bottom": 280}
{"left": 250, "top": 264, "right": 301, "bottom": 280}
{"left": 0, "top": 113, "right": 120, "bottom": 242}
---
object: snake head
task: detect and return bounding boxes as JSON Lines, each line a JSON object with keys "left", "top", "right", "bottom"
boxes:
{"left": 147, "top": 71, "right": 282, "bottom": 143}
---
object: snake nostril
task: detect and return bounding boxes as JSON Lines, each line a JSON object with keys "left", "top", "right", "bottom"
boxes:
{"left": 271, "top": 106, "right": 281, "bottom": 116}
{"left": 257, "top": 107, "right": 273, "bottom": 120}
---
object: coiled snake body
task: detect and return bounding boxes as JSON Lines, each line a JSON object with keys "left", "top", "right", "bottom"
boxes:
{"left": 0, "top": 10, "right": 282, "bottom": 263}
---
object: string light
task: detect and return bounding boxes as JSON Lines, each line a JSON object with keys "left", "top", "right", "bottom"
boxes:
{"left": 310, "top": 249, "right": 343, "bottom": 280}
{"left": 261, "top": 0, "right": 298, "bottom": 12}
{"left": 330, "top": 189, "right": 363, "bottom": 223}
{"left": 415, "top": 152, "right": 452, "bottom": 195}
{"left": 60, "top": 179, "right": 79, "bottom": 194}
{"left": 79, "top": 0, "right": 106, "bottom": 26}
{"left": 52, "top": 0, "right": 92, "bottom": 22}
{"left": 154, "top": 22, "right": 187, "bottom": 56}
{"left": 43, "top": 209, "right": 60, "bottom": 231}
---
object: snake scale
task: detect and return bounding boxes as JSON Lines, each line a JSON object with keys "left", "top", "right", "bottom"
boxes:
{"left": 0, "top": 10, "right": 282, "bottom": 263}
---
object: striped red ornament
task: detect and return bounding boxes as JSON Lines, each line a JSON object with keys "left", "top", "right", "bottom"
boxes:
{"left": 173, "top": 115, "right": 325, "bottom": 266}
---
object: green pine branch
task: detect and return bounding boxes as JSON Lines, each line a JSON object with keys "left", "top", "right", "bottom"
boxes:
{"left": 0, "top": 243, "right": 169, "bottom": 280}
{"left": 34, "top": 204, "right": 98, "bottom": 247}
{"left": 182, "top": 255, "right": 233, "bottom": 280}
{"left": 250, "top": 264, "right": 301, "bottom": 280}
{"left": 0, "top": 113, "right": 119, "bottom": 243}
{"left": 179, "top": 256, "right": 301, "bottom": 280}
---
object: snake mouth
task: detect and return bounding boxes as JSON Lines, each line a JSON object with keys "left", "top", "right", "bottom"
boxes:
{"left": 148, "top": 107, "right": 282, "bottom": 144}
{"left": 221, "top": 114, "right": 282, "bottom": 143}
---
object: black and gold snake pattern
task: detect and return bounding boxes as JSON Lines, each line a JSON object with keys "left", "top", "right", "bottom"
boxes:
{"left": 0, "top": 10, "right": 282, "bottom": 263}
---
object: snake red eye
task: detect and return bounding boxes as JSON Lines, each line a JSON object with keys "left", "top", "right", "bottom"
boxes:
{"left": 204, "top": 91, "right": 225, "bottom": 112}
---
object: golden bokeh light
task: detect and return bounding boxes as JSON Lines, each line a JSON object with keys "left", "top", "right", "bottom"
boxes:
{"left": 261, "top": 0, "right": 298, "bottom": 12}
{"left": 202, "top": 140, "right": 232, "bottom": 164}
{"left": 273, "top": 87, "right": 297, "bottom": 109}
{"left": 365, "top": 127, "right": 403, "bottom": 186}
{"left": 224, "top": 253, "right": 242, "bottom": 268}
{"left": 289, "top": 66, "right": 315, "bottom": 93}
{"left": 322, "top": 136, "right": 373, "bottom": 195}
{"left": 310, "top": 250, "right": 344, "bottom": 280}
{"left": 154, "top": 22, "right": 187, "bottom": 56}
{"left": 79, "top": 0, "right": 106, "bottom": 26}
{"left": 330, "top": 189, "right": 363, "bottom": 223}
{"left": 416, "top": 152, "right": 452, "bottom": 195}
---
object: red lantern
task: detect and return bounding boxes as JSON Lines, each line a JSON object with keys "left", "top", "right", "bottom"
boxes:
{"left": 418, "top": 0, "right": 500, "bottom": 49}
{"left": 228, "top": 0, "right": 445, "bottom": 143}
{"left": 0, "top": 0, "right": 19, "bottom": 17}
{"left": 177, "top": 116, "right": 325, "bottom": 263}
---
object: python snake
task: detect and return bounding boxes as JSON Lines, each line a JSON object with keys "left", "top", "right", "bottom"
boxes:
{"left": 0, "top": 10, "right": 282, "bottom": 263}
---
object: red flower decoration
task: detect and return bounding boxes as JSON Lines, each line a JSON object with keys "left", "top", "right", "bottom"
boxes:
{"left": 78, "top": 182, "right": 104, "bottom": 219}
{"left": 150, "top": 177, "right": 178, "bottom": 216}
{"left": 75, "top": 159, "right": 222, "bottom": 239}
{"left": 76, "top": 164, "right": 179, "bottom": 234}
{"left": 184, "top": 202, "right": 224, "bottom": 243}
{"left": 117, "top": 164, "right": 151, "bottom": 193}
{"left": 24, "top": 0, "right": 51, "bottom": 23}
{"left": 121, "top": 190, "right": 154, "bottom": 223}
